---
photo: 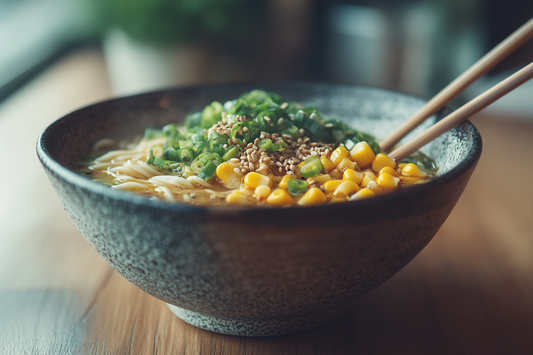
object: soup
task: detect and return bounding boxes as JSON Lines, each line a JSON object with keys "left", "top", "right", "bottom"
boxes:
{"left": 79, "top": 90, "right": 436, "bottom": 206}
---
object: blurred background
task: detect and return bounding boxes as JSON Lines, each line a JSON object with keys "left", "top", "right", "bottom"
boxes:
{"left": 0, "top": 0, "right": 532, "bottom": 114}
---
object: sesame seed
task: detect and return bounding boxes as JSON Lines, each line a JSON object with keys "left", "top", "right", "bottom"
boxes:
{"left": 277, "top": 118, "right": 284, "bottom": 125}
{"left": 311, "top": 151, "right": 318, "bottom": 156}
{"left": 241, "top": 168, "right": 248, "bottom": 173}
{"left": 280, "top": 102, "right": 289, "bottom": 109}
{"left": 234, "top": 168, "right": 243, "bottom": 176}
{"left": 276, "top": 162, "right": 283, "bottom": 167}
{"left": 228, "top": 139, "right": 232, "bottom": 146}
{"left": 249, "top": 162, "right": 254, "bottom": 171}
{"left": 254, "top": 138, "right": 260, "bottom": 145}
{"left": 264, "top": 116, "right": 271, "bottom": 122}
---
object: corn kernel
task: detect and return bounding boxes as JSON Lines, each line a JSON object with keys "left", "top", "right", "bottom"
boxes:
{"left": 399, "top": 175, "right": 421, "bottom": 185}
{"left": 216, "top": 162, "right": 241, "bottom": 189}
{"left": 330, "top": 197, "right": 347, "bottom": 203}
{"left": 297, "top": 161, "right": 306, "bottom": 168}
{"left": 297, "top": 187, "right": 327, "bottom": 206}
{"left": 401, "top": 163, "right": 427, "bottom": 178}
{"left": 328, "top": 169, "right": 343, "bottom": 180}
{"left": 266, "top": 188, "right": 293, "bottom": 206}
{"left": 244, "top": 172, "right": 272, "bottom": 189}
{"left": 226, "top": 190, "right": 252, "bottom": 205}
{"left": 278, "top": 175, "right": 296, "bottom": 189}
{"left": 320, "top": 156, "right": 337, "bottom": 172}
{"left": 306, "top": 174, "right": 332, "bottom": 185}
{"left": 372, "top": 153, "right": 396, "bottom": 173}
{"left": 378, "top": 166, "right": 399, "bottom": 177}
{"left": 398, "top": 163, "right": 407, "bottom": 169}
{"left": 363, "top": 169, "right": 377, "bottom": 179}
{"left": 350, "top": 142, "right": 375, "bottom": 167}
{"left": 254, "top": 185, "right": 272, "bottom": 200}
{"left": 366, "top": 180, "right": 383, "bottom": 193}
{"left": 333, "top": 180, "right": 359, "bottom": 198}
{"left": 336, "top": 158, "right": 357, "bottom": 172}
{"left": 361, "top": 174, "right": 376, "bottom": 188}
{"left": 343, "top": 168, "right": 363, "bottom": 184}
{"left": 377, "top": 173, "right": 400, "bottom": 189}
{"left": 323, "top": 180, "right": 343, "bottom": 194}
{"left": 329, "top": 146, "right": 350, "bottom": 165}
{"left": 349, "top": 188, "right": 375, "bottom": 200}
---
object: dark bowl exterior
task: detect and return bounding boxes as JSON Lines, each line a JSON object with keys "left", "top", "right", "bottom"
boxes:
{"left": 37, "top": 82, "right": 481, "bottom": 335}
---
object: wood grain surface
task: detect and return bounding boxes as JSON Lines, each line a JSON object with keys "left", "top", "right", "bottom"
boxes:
{"left": 1, "top": 49, "right": 532, "bottom": 355}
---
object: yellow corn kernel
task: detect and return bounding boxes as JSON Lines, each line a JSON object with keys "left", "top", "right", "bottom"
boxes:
{"left": 226, "top": 190, "right": 252, "bottom": 205}
{"left": 343, "top": 168, "right": 364, "bottom": 184}
{"left": 297, "top": 187, "right": 327, "bottom": 206}
{"left": 372, "top": 153, "right": 396, "bottom": 173}
{"left": 363, "top": 169, "right": 377, "bottom": 179}
{"left": 323, "top": 180, "right": 343, "bottom": 194}
{"left": 268, "top": 173, "right": 282, "bottom": 184}
{"left": 320, "top": 156, "right": 337, "bottom": 172}
{"left": 306, "top": 174, "right": 332, "bottom": 185}
{"left": 349, "top": 188, "right": 375, "bottom": 200}
{"left": 350, "top": 142, "right": 375, "bottom": 168}
{"left": 377, "top": 173, "right": 400, "bottom": 189}
{"left": 329, "top": 146, "right": 350, "bottom": 165}
{"left": 278, "top": 175, "right": 296, "bottom": 189}
{"left": 266, "top": 188, "right": 293, "bottom": 206}
{"left": 399, "top": 175, "right": 421, "bottom": 185}
{"left": 328, "top": 169, "right": 343, "bottom": 180}
{"left": 333, "top": 180, "right": 359, "bottom": 198}
{"left": 216, "top": 162, "right": 242, "bottom": 189}
{"left": 361, "top": 174, "right": 376, "bottom": 188}
{"left": 297, "top": 161, "right": 306, "bottom": 168}
{"left": 379, "top": 166, "right": 399, "bottom": 177}
{"left": 244, "top": 172, "right": 272, "bottom": 189}
{"left": 254, "top": 185, "right": 272, "bottom": 201}
{"left": 398, "top": 163, "right": 407, "bottom": 169}
{"left": 401, "top": 163, "right": 427, "bottom": 178}
{"left": 336, "top": 158, "right": 357, "bottom": 172}
{"left": 365, "top": 180, "right": 383, "bottom": 193}
{"left": 330, "top": 197, "right": 348, "bottom": 203}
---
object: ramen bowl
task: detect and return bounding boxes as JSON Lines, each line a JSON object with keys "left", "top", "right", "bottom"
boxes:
{"left": 37, "top": 82, "right": 481, "bottom": 336}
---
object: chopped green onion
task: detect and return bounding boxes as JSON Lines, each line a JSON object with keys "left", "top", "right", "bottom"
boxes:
{"left": 144, "top": 128, "right": 164, "bottom": 139}
{"left": 185, "top": 112, "right": 202, "bottom": 128}
{"left": 201, "top": 101, "right": 223, "bottom": 128}
{"left": 257, "top": 110, "right": 279, "bottom": 133}
{"left": 300, "top": 159, "right": 323, "bottom": 178}
{"left": 281, "top": 125, "right": 299, "bottom": 140}
{"left": 222, "top": 145, "right": 240, "bottom": 161}
{"left": 191, "top": 152, "right": 223, "bottom": 173}
{"left": 198, "top": 161, "right": 217, "bottom": 180}
{"left": 162, "top": 124, "right": 178, "bottom": 136}
{"left": 178, "top": 147, "right": 196, "bottom": 164}
{"left": 230, "top": 122, "right": 251, "bottom": 143}
{"left": 343, "top": 138, "right": 358, "bottom": 151}
{"left": 190, "top": 133, "right": 205, "bottom": 143}
{"left": 288, "top": 179, "right": 308, "bottom": 195}
{"left": 179, "top": 140, "right": 193, "bottom": 149}
{"left": 194, "top": 143, "right": 209, "bottom": 155}
{"left": 164, "top": 147, "right": 181, "bottom": 161}
{"left": 303, "top": 119, "right": 327, "bottom": 141}
{"left": 258, "top": 138, "right": 273, "bottom": 151}
{"left": 368, "top": 141, "right": 381, "bottom": 155}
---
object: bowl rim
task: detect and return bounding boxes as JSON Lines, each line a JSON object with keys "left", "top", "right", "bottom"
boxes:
{"left": 37, "top": 81, "right": 482, "bottom": 216}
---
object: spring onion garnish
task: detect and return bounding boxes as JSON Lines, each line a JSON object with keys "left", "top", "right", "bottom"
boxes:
{"left": 222, "top": 145, "right": 240, "bottom": 161}
{"left": 258, "top": 138, "right": 273, "bottom": 151}
{"left": 164, "top": 147, "right": 181, "bottom": 161}
{"left": 198, "top": 161, "right": 217, "bottom": 180}
{"left": 288, "top": 179, "right": 308, "bottom": 195}
{"left": 300, "top": 158, "right": 323, "bottom": 178}
{"left": 191, "top": 152, "right": 223, "bottom": 174}
{"left": 178, "top": 147, "right": 196, "bottom": 164}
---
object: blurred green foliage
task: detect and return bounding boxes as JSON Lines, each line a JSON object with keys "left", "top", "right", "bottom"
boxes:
{"left": 88, "top": 0, "right": 267, "bottom": 47}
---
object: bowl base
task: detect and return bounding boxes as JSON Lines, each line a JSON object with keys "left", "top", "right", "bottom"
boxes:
{"left": 167, "top": 304, "right": 347, "bottom": 337}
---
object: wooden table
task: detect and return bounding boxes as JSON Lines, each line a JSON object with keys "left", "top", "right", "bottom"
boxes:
{"left": 1, "top": 49, "right": 532, "bottom": 354}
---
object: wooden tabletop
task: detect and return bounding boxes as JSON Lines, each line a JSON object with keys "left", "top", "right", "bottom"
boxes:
{"left": 1, "top": 49, "right": 532, "bottom": 355}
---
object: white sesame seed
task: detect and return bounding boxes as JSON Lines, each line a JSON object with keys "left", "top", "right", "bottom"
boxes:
{"left": 277, "top": 118, "right": 283, "bottom": 125}
{"left": 311, "top": 151, "right": 318, "bottom": 156}
{"left": 249, "top": 162, "right": 254, "bottom": 171}
{"left": 234, "top": 168, "right": 243, "bottom": 176}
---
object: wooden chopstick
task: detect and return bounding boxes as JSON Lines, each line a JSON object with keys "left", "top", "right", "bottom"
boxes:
{"left": 380, "top": 18, "right": 533, "bottom": 152}
{"left": 388, "top": 61, "right": 533, "bottom": 162}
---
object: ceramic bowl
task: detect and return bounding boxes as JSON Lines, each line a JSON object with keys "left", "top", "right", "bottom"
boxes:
{"left": 37, "top": 82, "right": 481, "bottom": 336}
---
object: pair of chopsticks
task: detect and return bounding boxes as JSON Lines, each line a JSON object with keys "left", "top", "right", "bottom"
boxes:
{"left": 384, "top": 18, "right": 533, "bottom": 162}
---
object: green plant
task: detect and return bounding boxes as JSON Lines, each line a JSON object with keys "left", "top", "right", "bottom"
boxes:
{"left": 89, "top": 0, "right": 267, "bottom": 46}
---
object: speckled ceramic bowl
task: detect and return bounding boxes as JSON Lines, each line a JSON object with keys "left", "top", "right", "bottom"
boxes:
{"left": 37, "top": 82, "right": 481, "bottom": 336}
